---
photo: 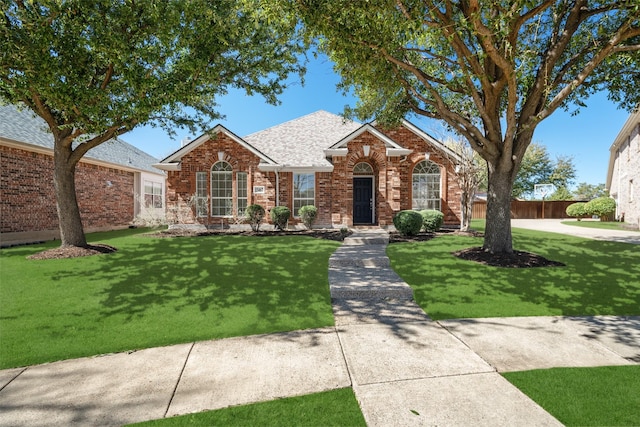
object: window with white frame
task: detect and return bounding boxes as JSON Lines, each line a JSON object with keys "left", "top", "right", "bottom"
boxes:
{"left": 293, "top": 173, "right": 315, "bottom": 216}
{"left": 353, "top": 162, "right": 374, "bottom": 175}
{"left": 412, "top": 160, "right": 441, "bottom": 211}
{"left": 195, "top": 172, "right": 208, "bottom": 217}
{"left": 144, "top": 180, "right": 163, "bottom": 208}
{"left": 211, "top": 161, "right": 233, "bottom": 216}
{"left": 236, "top": 172, "right": 248, "bottom": 216}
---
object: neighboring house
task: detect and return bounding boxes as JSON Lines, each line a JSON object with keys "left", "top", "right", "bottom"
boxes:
{"left": 154, "top": 110, "right": 462, "bottom": 228}
{"left": 606, "top": 108, "right": 640, "bottom": 229}
{"left": 0, "top": 104, "right": 165, "bottom": 246}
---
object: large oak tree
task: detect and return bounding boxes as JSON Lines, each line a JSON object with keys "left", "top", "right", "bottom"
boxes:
{"left": 1, "top": 0, "right": 304, "bottom": 248}
{"left": 291, "top": 0, "right": 640, "bottom": 254}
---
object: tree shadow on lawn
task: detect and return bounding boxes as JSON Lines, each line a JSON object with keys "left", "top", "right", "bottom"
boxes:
{"left": 388, "top": 231, "right": 640, "bottom": 323}
{"left": 49, "top": 235, "right": 340, "bottom": 344}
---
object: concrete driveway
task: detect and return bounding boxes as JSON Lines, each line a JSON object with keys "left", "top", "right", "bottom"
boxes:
{"left": 511, "top": 218, "right": 640, "bottom": 244}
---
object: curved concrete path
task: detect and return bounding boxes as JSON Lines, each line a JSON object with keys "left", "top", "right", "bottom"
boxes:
{"left": 0, "top": 229, "right": 638, "bottom": 426}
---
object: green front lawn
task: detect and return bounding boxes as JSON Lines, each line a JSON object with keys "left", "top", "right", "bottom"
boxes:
{"left": 504, "top": 366, "right": 640, "bottom": 426}
{"left": 0, "top": 229, "right": 339, "bottom": 369}
{"left": 387, "top": 225, "right": 640, "bottom": 320}
{"left": 129, "top": 388, "right": 366, "bottom": 427}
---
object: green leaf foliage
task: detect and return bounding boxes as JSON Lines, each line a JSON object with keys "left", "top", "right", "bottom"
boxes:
{"left": 566, "top": 202, "right": 587, "bottom": 219}
{"left": 584, "top": 197, "right": 616, "bottom": 221}
{"left": 298, "top": 205, "right": 318, "bottom": 229}
{"left": 420, "top": 210, "right": 444, "bottom": 232}
{"left": 393, "top": 210, "right": 423, "bottom": 236}
{"left": 245, "top": 204, "right": 266, "bottom": 231}
{"left": 270, "top": 206, "right": 291, "bottom": 230}
{"left": 0, "top": 0, "right": 305, "bottom": 137}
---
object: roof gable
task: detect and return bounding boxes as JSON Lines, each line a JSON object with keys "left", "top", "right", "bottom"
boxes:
{"left": 156, "top": 124, "right": 276, "bottom": 170}
{"left": 400, "top": 120, "right": 462, "bottom": 162}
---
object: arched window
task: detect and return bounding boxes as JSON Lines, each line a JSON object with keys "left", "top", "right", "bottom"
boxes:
{"left": 412, "top": 160, "right": 441, "bottom": 210}
{"left": 353, "top": 162, "right": 374, "bottom": 175}
{"left": 211, "top": 161, "right": 233, "bottom": 216}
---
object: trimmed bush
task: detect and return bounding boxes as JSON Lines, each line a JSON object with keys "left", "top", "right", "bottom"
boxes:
{"left": 393, "top": 210, "right": 423, "bottom": 236}
{"left": 420, "top": 210, "right": 444, "bottom": 232}
{"left": 270, "top": 206, "right": 290, "bottom": 230}
{"left": 299, "top": 205, "right": 318, "bottom": 229}
{"left": 585, "top": 197, "right": 616, "bottom": 221}
{"left": 566, "top": 202, "right": 587, "bottom": 220}
{"left": 245, "top": 204, "right": 265, "bottom": 231}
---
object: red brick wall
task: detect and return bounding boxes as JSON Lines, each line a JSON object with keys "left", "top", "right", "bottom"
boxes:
{"left": 164, "top": 125, "right": 462, "bottom": 229}
{"left": 1, "top": 144, "right": 134, "bottom": 234}
{"left": 165, "top": 133, "right": 280, "bottom": 227}
{"left": 328, "top": 127, "right": 462, "bottom": 226}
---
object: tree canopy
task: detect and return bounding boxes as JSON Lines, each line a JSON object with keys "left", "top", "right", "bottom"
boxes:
{"left": 291, "top": 0, "right": 640, "bottom": 253}
{"left": 513, "top": 143, "right": 576, "bottom": 199}
{"left": 1, "top": 0, "right": 305, "bottom": 248}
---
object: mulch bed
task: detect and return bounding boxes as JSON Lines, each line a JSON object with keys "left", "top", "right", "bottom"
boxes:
{"left": 453, "top": 246, "right": 565, "bottom": 268}
{"left": 145, "top": 228, "right": 351, "bottom": 242}
{"left": 27, "top": 244, "right": 118, "bottom": 260}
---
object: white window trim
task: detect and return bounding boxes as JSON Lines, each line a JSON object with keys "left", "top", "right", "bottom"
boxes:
{"left": 293, "top": 172, "right": 315, "bottom": 217}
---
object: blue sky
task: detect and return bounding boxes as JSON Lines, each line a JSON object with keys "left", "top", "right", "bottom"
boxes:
{"left": 125, "top": 53, "right": 631, "bottom": 187}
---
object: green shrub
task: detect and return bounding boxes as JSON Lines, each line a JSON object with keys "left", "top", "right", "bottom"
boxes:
{"left": 298, "top": 205, "right": 318, "bottom": 229}
{"left": 420, "top": 210, "right": 444, "bottom": 232}
{"left": 270, "top": 206, "right": 291, "bottom": 230}
{"left": 584, "top": 197, "right": 616, "bottom": 221}
{"left": 245, "top": 204, "right": 265, "bottom": 231}
{"left": 393, "top": 210, "right": 423, "bottom": 236}
{"left": 566, "top": 202, "right": 587, "bottom": 220}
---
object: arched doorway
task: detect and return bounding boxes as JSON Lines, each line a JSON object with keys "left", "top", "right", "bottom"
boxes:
{"left": 353, "top": 162, "right": 375, "bottom": 224}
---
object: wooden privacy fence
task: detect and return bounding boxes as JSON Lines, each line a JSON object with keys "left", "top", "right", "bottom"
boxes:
{"left": 472, "top": 200, "right": 578, "bottom": 219}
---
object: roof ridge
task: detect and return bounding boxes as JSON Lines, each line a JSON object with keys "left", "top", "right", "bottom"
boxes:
{"left": 243, "top": 110, "right": 358, "bottom": 139}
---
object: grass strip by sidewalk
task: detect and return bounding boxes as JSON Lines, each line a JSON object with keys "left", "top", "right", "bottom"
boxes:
{"left": 503, "top": 366, "right": 640, "bottom": 426}
{"left": 387, "top": 225, "right": 640, "bottom": 320}
{"left": 0, "top": 228, "right": 340, "bottom": 369}
{"left": 128, "top": 388, "right": 366, "bottom": 427}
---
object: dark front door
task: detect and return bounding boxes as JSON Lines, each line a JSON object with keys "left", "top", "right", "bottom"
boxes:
{"left": 353, "top": 177, "right": 373, "bottom": 224}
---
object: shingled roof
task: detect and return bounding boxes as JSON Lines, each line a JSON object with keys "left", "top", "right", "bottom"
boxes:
{"left": 0, "top": 104, "right": 163, "bottom": 175}
{"left": 243, "top": 110, "right": 362, "bottom": 169}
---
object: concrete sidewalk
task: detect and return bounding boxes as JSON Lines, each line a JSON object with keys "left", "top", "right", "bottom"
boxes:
{"left": 511, "top": 218, "right": 640, "bottom": 244}
{"left": 1, "top": 230, "right": 639, "bottom": 426}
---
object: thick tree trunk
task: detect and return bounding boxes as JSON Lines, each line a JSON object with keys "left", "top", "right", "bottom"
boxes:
{"left": 483, "top": 165, "right": 515, "bottom": 254}
{"left": 53, "top": 141, "right": 88, "bottom": 248}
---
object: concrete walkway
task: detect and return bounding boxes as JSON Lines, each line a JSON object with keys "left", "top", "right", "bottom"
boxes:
{"left": 1, "top": 229, "right": 639, "bottom": 426}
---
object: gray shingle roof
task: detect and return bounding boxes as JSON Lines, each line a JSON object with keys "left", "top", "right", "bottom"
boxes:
{"left": 0, "top": 104, "right": 163, "bottom": 174}
{"left": 243, "top": 110, "right": 362, "bottom": 168}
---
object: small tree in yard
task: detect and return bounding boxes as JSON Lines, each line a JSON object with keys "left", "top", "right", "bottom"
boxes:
{"left": 0, "top": 0, "right": 304, "bottom": 250}
{"left": 445, "top": 138, "right": 484, "bottom": 232}
{"left": 292, "top": 0, "right": 640, "bottom": 255}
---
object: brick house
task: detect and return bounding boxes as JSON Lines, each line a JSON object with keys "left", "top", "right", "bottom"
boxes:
{"left": 155, "top": 111, "right": 462, "bottom": 228}
{"left": 0, "top": 105, "right": 165, "bottom": 246}
{"left": 606, "top": 108, "right": 640, "bottom": 229}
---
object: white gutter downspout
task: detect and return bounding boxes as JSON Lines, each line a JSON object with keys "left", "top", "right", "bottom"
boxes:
{"left": 275, "top": 168, "right": 280, "bottom": 207}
